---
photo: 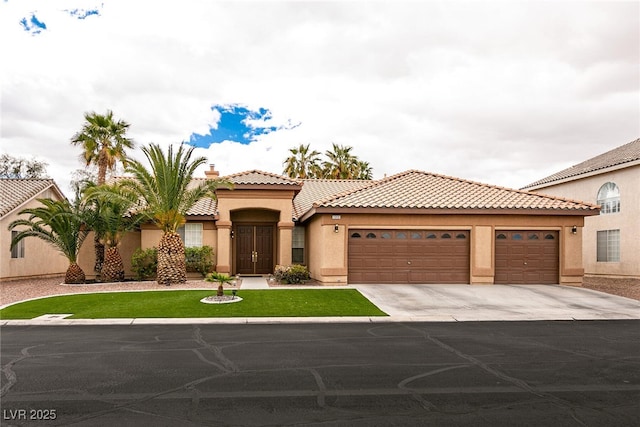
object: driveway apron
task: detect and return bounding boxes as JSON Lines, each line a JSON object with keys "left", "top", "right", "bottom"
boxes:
{"left": 354, "top": 284, "right": 640, "bottom": 322}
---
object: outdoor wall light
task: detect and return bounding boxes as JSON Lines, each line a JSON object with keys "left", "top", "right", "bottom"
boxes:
{"left": 571, "top": 226, "right": 577, "bottom": 235}
{"left": 230, "top": 230, "right": 235, "bottom": 239}
{"left": 334, "top": 224, "right": 339, "bottom": 233}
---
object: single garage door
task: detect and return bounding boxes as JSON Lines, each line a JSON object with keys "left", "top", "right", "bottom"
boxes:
{"left": 348, "top": 229, "right": 470, "bottom": 284}
{"left": 494, "top": 230, "right": 559, "bottom": 284}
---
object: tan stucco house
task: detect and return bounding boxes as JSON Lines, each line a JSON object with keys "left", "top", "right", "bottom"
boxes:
{"left": 0, "top": 179, "right": 69, "bottom": 281}
{"left": 80, "top": 165, "right": 599, "bottom": 285}
{"left": 523, "top": 138, "right": 640, "bottom": 281}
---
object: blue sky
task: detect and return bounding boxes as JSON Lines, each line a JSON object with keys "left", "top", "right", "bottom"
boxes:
{"left": 188, "top": 105, "right": 299, "bottom": 147}
{"left": 1, "top": 1, "right": 638, "bottom": 196}
{"left": 18, "top": 5, "right": 101, "bottom": 35}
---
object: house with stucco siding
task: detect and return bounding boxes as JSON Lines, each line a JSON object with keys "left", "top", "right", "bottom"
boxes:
{"left": 79, "top": 165, "right": 599, "bottom": 286}
{"left": 0, "top": 179, "right": 69, "bottom": 281}
{"left": 523, "top": 138, "right": 640, "bottom": 281}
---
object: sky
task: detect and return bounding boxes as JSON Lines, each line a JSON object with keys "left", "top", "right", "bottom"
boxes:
{"left": 1, "top": 0, "right": 638, "bottom": 198}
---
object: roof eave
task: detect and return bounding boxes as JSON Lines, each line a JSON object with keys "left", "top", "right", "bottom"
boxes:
{"left": 217, "top": 183, "right": 302, "bottom": 192}
{"left": 523, "top": 159, "right": 640, "bottom": 191}
{"left": 304, "top": 206, "right": 600, "bottom": 217}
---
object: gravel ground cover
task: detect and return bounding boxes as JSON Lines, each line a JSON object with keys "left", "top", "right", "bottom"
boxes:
{"left": 582, "top": 276, "right": 640, "bottom": 301}
{"left": 1, "top": 275, "right": 639, "bottom": 308}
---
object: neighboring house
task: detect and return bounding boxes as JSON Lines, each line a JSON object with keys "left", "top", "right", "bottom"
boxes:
{"left": 81, "top": 165, "right": 599, "bottom": 285}
{"left": 522, "top": 138, "right": 640, "bottom": 281}
{"left": 0, "top": 179, "right": 69, "bottom": 281}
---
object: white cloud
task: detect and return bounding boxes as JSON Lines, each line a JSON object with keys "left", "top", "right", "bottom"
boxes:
{"left": 1, "top": 0, "right": 638, "bottom": 197}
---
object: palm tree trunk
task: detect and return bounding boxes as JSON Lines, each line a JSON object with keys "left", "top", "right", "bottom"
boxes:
{"left": 157, "top": 231, "right": 186, "bottom": 285}
{"left": 65, "top": 262, "right": 86, "bottom": 284}
{"left": 102, "top": 246, "right": 125, "bottom": 282}
{"left": 94, "top": 233, "right": 105, "bottom": 279}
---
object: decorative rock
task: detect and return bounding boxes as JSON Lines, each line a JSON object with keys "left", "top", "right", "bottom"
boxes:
{"left": 200, "top": 295, "right": 243, "bottom": 304}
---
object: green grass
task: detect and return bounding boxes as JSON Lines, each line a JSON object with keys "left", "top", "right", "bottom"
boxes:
{"left": 0, "top": 289, "right": 387, "bottom": 319}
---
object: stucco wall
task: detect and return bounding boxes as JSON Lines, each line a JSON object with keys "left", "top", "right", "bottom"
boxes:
{"left": 216, "top": 189, "right": 295, "bottom": 273}
{"left": 530, "top": 165, "right": 639, "bottom": 278}
{"left": 304, "top": 212, "right": 588, "bottom": 285}
{"left": 1, "top": 196, "right": 69, "bottom": 281}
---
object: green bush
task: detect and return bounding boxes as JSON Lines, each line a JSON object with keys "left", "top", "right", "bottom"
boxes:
{"left": 274, "top": 264, "right": 310, "bottom": 284}
{"left": 186, "top": 246, "right": 215, "bottom": 276}
{"left": 131, "top": 247, "right": 158, "bottom": 280}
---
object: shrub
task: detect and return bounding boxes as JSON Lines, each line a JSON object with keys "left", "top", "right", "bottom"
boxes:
{"left": 185, "top": 246, "right": 215, "bottom": 276}
{"left": 131, "top": 247, "right": 158, "bottom": 280}
{"left": 274, "top": 264, "right": 310, "bottom": 284}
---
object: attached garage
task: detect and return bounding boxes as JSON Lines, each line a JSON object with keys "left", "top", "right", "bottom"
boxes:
{"left": 348, "top": 229, "right": 470, "bottom": 284}
{"left": 494, "top": 230, "right": 559, "bottom": 284}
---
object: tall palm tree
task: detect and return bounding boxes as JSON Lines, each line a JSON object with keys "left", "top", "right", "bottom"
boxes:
{"left": 283, "top": 144, "right": 321, "bottom": 179}
{"left": 121, "top": 143, "right": 230, "bottom": 285}
{"left": 83, "top": 183, "right": 143, "bottom": 282}
{"left": 71, "top": 110, "right": 135, "bottom": 277}
{"left": 9, "top": 198, "right": 93, "bottom": 284}
{"left": 322, "top": 143, "right": 358, "bottom": 179}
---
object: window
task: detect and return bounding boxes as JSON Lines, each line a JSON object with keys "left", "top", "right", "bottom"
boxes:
{"left": 411, "top": 232, "right": 422, "bottom": 239}
{"left": 597, "top": 230, "right": 620, "bottom": 262}
{"left": 381, "top": 232, "right": 392, "bottom": 239}
{"left": 366, "top": 233, "right": 377, "bottom": 239}
{"left": 528, "top": 234, "right": 539, "bottom": 240}
{"left": 597, "top": 182, "right": 620, "bottom": 214}
{"left": 292, "top": 226, "right": 305, "bottom": 264}
{"left": 11, "top": 231, "right": 24, "bottom": 259}
{"left": 178, "top": 223, "right": 203, "bottom": 248}
{"left": 496, "top": 233, "right": 507, "bottom": 239}
{"left": 512, "top": 233, "right": 523, "bottom": 240}
{"left": 350, "top": 232, "right": 361, "bottom": 238}
{"left": 456, "top": 233, "right": 467, "bottom": 239}
{"left": 426, "top": 233, "right": 437, "bottom": 239}
{"left": 395, "top": 232, "right": 406, "bottom": 239}
{"left": 441, "top": 233, "right": 451, "bottom": 239}
{"left": 544, "top": 234, "right": 555, "bottom": 240}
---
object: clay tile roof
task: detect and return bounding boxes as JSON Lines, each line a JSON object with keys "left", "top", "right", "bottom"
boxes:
{"left": 223, "top": 170, "right": 302, "bottom": 186}
{"left": 186, "top": 197, "right": 217, "bottom": 216}
{"left": 522, "top": 138, "right": 640, "bottom": 189}
{"left": 0, "top": 179, "right": 64, "bottom": 218}
{"left": 312, "top": 170, "right": 598, "bottom": 213}
{"left": 292, "top": 179, "right": 372, "bottom": 220}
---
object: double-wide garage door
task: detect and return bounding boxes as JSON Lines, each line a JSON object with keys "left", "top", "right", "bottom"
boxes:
{"left": 348, "top": 229, "right": 470, "bottom": 284}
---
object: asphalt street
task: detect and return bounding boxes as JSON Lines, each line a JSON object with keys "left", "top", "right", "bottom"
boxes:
{"left": 1, "top": 321, "right": 639, "bottom": 426}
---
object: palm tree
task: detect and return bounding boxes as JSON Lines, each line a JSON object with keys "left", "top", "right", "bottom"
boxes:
{"left": 9, "top": 198, "right": 93, "bottom": 284}
{"left": 121, "top": 143, "right": 230, "bottom": 285}
{"left": 283, "top": 144, "right": 322, "bottom": 179}
{"left": 71, "top": 110, "right": 135, "bottom": 277}
{"left": 83, "top": 183, "right": 143, "bottom": 282}
{"left": 354, "top": 160, "right": 373, "bottom": 180}
{"left": 322, "top": 143, "right": 358, "bottom": 179}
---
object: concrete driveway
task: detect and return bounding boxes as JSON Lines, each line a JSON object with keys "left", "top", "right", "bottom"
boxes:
{"left": 355, "top": 284, "right": 640, "bottom": 322}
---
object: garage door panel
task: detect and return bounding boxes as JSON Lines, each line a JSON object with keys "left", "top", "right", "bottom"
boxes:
{"left": 349, "top": 229, "right": 470, "bottom": 284}
{"left": 495, "top": 230, "right": 558, "bottom": 285}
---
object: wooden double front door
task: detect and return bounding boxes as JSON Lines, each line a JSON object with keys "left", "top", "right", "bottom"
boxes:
{"left": 235, "top": 224, "right": 274, "bottom": 275}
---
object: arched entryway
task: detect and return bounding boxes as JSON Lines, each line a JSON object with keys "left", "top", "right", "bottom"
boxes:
{"left": 231, "top": 209, "right": 279, "bottom": 275}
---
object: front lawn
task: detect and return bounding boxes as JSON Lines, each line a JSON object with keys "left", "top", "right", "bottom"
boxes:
{"left": 0, "top": 289, "right": 387, "bottom": 319}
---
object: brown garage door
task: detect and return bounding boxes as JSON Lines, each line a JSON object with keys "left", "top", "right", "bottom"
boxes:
{"left": 348, "top": 229, "right": 470, "bottom": 284}
{"left": 494, "top": 231, "right": 559, "bottom": 284}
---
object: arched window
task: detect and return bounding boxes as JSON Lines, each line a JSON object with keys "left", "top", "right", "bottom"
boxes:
{"left": 597, "top": 182, "right": 620, "bottom": 214}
